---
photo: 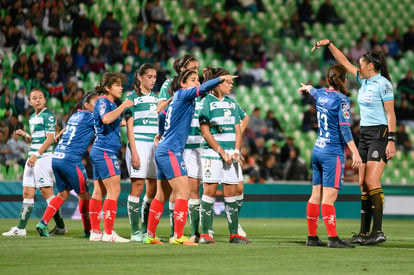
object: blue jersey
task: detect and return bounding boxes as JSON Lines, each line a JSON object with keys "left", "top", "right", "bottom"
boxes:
{"left": 92, "top": 96, "right": 121, "bottom": 154}
{"left": 310, "top": 88, "right": 353, "bottom": 156}
{"left": 54, "top": 109, "right": 95, "bottom": 160}
{"left": 157, "top": 77, "right": 222, "bottom": 153}
{"left": 356, "top": 72, "right": 393, "bottom": 126}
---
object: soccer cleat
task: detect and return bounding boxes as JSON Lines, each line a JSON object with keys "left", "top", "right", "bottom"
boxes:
{"left": 238, "top": 224, "right": 247, "bottom": 237}
{"left": 36, "top": 222, "right": 49, "bottom": 237}
{"left": 348, "top": 233, "right": 367, "bottom": 244}
{"left": 2, "top": 226, "right": 26, "bottom": 236}
{"left": 306, "top": 236, "right": 327, "bottom": 246}
{"left": 361, "top": 231, "right": 387, "bottom": 245}
{"left": 189, "top": 233, "right": 200, "bottom": 243}
{"left": 102, "top": 231, "right": 130, "bottom": 243}
{"left": 170, "top": 236, "right": 198, "bottom": 246}
{"left": 198, "top": 234, "right": 215, "bottom": 244}
{"left": 89, "top": 231, "right": 102, "bottom": 242}
{"left": 130, "top": 231, "right": 144, "bottom": 242}
{"left": 328, "top": 237, "right": 355, "bottom": 248}
{"left": 83, "top": 231, "right": 90, "bottom": 238}
{"left": 230, "top": 234, "right": 251, "bottom": 244}
{"left": 143, "top": 235, "right": 163, "bottom": 244}
{"left": 48, "top": 226, "right": 68, "bottom": 236}
{"left": 208, "top": 229, "right": 215, "bottom": 239}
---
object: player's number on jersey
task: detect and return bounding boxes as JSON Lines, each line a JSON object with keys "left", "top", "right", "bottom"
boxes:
{"left": 317, "top": 111, "right": 329, "bottom": 138}
{"left": 165, "top": 107, "right": 172, "bottom": 131}
{"left": 63, "top": 125, "right": 76, "bottom": 145}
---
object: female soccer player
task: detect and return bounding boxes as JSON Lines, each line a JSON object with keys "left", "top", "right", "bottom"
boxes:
{"left": 36, "top": 92, "right": 98, "bottom": 238}
{"left": 157, "top": 54, "right": 199, "bottom": 113}
{"left": 88, "top": 72, "right": 133, "bottom": 243}
{"left": 144, "top": 69, "right": 237, "bottom": 245}
{"left": 2, "top": 89, "right": 66, "bottom": 236}
{"left": 157, "top": 54, "right": 199, "bottom": 238}
{"left": 198, "top": 67, "right": 250, "bottom": 244}
{"left": 312, "top": 39, "right": 396, "bottom": 245}
{"left": 300, "top": 64, "right": 362, "bottom": 248}
{"left": 125, "top": 63, "right": 158, "bottom": 242}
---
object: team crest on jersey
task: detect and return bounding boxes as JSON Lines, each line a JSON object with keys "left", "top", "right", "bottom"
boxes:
{"left": 341, "top": 102, "right": 350, "bottom": 119}
{"left": 114, "top": 160, "right": 120, "bottom": 170}
{"left": 180, "top": 161, "right": 187, "bottom": 171}
{"left": 99, "top": 101, "right": 106, "bottom": 116}
{"left": 384, "top": 83, "right": 392, "bottom": 95}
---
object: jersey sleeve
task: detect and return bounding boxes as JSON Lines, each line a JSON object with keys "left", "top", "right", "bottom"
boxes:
{"left": 124, "top": 93, "right": 134, "bottom": 119}
{"left": 98, "top": 98, "right": 111, "bottom": 120}
{"left": 159, "top": 79, "right": 172, "bottom": 101}
{"left": 180, "top": 77, "right": 222, "bottom": 102}
{"left": 381, "top": 80, "right": 394, "bottom": 102}
{"left": 158, "top": 106, "right": 168, "bottom": 136}
{"left": 236, "top": 102, "right": 246, "bottom": 120}
{"left": 44, "top": 112, "right": 56, "bottom": 134}
{"left": 233, "top": 101, "right": 241, "bottom": 125}
{"left": 355, "top": 71, "right": 362, "bottom": 85}
{"left": 338, "top": 98, "right": 353, "bottom": 143}
{"left": 198, "top": 97, "right": 211, "bottom": 125}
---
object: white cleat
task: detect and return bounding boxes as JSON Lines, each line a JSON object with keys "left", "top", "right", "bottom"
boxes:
{"left": 89, "top": 231, "right": 102, "bottom": 242}
{"left": 208, "top": 229, "right": 215, "bottom": 239}
{"left": 2, "top": 226, "right": 27, "bottom": 236}
{"left": 102, "top": 231, "right": 130, "bottom": 243}
{"left": 130, "top": 231, "right": 144, "bottom": 242}
{"left": 238, "top": 224, "right": 247, "bottom": 237}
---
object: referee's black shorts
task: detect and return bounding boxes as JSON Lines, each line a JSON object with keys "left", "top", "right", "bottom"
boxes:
{"left": 358, "top": 125, "right": 388, "bottom": 163}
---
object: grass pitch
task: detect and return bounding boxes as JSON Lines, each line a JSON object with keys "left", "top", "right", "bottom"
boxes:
{"left": 0, "top": 217, "right": 413, "bottom": 274}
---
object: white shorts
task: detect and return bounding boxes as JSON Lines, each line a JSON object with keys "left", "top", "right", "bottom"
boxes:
{"left": 126, "top": 141, "right": 157, "bottom": 179}
{"left": 183, "top": 148, "right": 202, "bottom": 179}
{"left": 201, "top": 158, "right": 241, "bottom": 185}
{"left": 23, "top": 153, "right": 54, "bottom": 188}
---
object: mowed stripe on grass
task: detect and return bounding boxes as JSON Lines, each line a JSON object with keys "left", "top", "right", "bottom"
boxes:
{"left": 0, "top": 218, "right": 413, "bottom": 274}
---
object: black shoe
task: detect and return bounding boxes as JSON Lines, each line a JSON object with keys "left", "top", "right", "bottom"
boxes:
{"left": 328, "top": 237, "right": 355, "bottom": 248}
{"left": 306, "top": 236, "right": 327, "bottom": 247}
{"left": 361, "top": 231, "right": 386, "bottom": 245}
{"left": 348, "top": 233, "right": 367, "bottom": 244}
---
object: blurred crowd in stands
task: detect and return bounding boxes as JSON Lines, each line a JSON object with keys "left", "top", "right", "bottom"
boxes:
{"left": 0, "top": 0, "right": 413, "bottom": 183}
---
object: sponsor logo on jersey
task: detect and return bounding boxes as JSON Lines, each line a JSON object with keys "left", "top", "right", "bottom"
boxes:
{"left": 99, "top": 101, "right": 106, "bottom": 116}
{"left": 341, "top": 102, "right": 350, "bottom": 119}
{"left": 319, "top": 97, "right": 329, "bottom": 105}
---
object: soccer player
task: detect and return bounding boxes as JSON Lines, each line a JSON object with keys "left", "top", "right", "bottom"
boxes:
{"left": 124, "top": 64, "right": 158, "bottom": 242}
{"left": 157, "top": 54, "right": 199, "bottom": 238}
{"left": 144, "top": 69, "right": 237, "bottom": 245}
{"left": 198, "top": 67, "right": 250, "bottom": 244}
{"left": 300, "top": 64, "right": 362, "bottom": 248}
{"left": 313, "top": 40, "right": 396, "bottom": 245}
{"left": 2, "top": 89, "right": 66, "bottom": 236}
{"left": 36, "top": 92, "right": 98, "bottom": 238}
{"left": 157, "top": 54, "right": 199, "bottom": 113}
{"left": 88, "top": 72, "right": 133, "bottom": 243}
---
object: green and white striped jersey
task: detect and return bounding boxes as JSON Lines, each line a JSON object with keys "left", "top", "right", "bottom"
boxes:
{"left": 199, "top": 94, "right": 240, "bottom": 159}
{"left": 158, "top": 78, "right": 172, "bottom": 101}
{"left": 125, "top": 91, "right": 159, "bottom": 142}
{"left": 185, "top": 97, "right": 203, "bottom": 149}
{"left": 29, "top": 108, "right": 56, "bottom": 157}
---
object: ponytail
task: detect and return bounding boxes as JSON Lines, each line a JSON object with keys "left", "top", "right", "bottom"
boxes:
{"left": 362, "top": 52, "right": 392, "bottom": 83}
{"left": 65, "top": 91, "right": 98, "bottom": 124}
{"left": 327, "top": 64, "right": 350, "bottom": 97}
{"left": 172, "top": 54, "right": 197, "bottom": 74}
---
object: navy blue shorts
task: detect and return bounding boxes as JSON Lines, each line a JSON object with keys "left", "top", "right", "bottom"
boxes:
{"left": 52, "top": 158, "right": 89, "bottom": 194}
{"left": 312, "top": 152, "right": 344, "bottom": 189}
{"left": 155, "top": 148, "right": 187, "bottom": 180}
{"left": 90, "top": 147, "right": 121, "bottom": 180}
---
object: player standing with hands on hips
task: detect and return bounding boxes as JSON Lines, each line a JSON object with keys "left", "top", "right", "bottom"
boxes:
{"left": 312, "top": 40, "right": 396, "bottom": 245}
{"left": 300, "top": 64, "right": 361, "bottom": 248}
{"left": 2, "top": 89, "right": 66, "bottom": 236}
